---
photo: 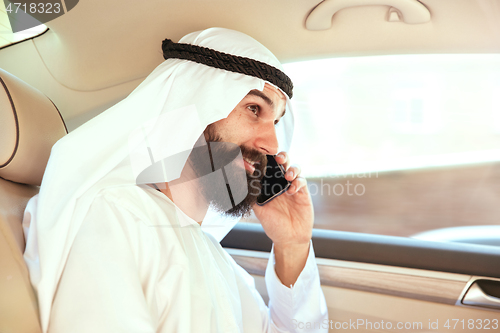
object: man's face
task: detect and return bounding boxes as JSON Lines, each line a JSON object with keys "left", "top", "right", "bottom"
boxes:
{"left": 202, "top": 83, "right": 287, "bottom": 218}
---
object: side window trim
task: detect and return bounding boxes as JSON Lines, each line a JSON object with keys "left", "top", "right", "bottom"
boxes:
{"left": 221, "top": 222, "right": 500, "bottom": 278}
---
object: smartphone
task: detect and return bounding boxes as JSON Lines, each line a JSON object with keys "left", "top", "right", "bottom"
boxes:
{"left": 256, "top": 155, "right": 291, "bottom": 206}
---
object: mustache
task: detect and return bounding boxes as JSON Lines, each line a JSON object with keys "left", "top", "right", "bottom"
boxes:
{"left": 239, "top": 145, "right": 267, "bottom": 170}
{"left": 203, "top": 124, "right": 267, "bottom": 175}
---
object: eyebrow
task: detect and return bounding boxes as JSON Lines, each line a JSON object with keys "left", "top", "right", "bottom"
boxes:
{"left": 247, "top": 89, "right": 286, "bottom": 120}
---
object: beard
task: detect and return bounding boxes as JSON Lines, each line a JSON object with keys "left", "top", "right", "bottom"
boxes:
{"left": 185, "top": 124, "right": 267, "bottom": 219}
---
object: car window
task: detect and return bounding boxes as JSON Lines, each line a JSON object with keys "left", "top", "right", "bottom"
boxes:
{"left": 0, "top": 2, "right": 47, "bottom": 49}
{"left": 242, "top": 54, "right": 500, "bottom": 239}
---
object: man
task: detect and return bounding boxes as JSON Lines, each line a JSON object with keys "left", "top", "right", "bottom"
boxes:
{"left": 23, "top": 28, "right": 328, "bottom": 332}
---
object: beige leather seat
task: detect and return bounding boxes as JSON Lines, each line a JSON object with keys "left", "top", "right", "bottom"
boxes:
{"left": 0, "top": 68, "right": 67, "bottom": 333}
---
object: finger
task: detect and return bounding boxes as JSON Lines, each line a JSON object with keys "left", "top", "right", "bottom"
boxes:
{"left": 275, "top": 151, "right": 290, "bottom": 170}
{"left": 285, "top": 165, "right": 301, "bottom": 182}
{"left": 287, "top": 176, "right": 307, "bottom": 195}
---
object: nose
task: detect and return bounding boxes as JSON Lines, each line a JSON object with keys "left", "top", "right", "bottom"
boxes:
{"left": 256, "top": 123, "right": 279, "bottom": 156}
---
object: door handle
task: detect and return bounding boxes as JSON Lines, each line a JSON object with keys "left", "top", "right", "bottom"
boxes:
{"left": 462, "top": 279, "right": 500, "bottom": 310}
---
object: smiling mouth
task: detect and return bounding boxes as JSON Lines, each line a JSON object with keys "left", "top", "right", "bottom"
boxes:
{"left": 243, "top": 158, "right": 256, "bottom": 173}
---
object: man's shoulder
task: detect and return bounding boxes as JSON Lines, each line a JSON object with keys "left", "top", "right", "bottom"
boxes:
{"left": 94, "top": 185, "right": 178, "bottom": 228}
{"left": 97, "top": 185, "right": 146, "bottom": 203}
{"left": 92, "top": 185, "right": 158, "bottom": 222}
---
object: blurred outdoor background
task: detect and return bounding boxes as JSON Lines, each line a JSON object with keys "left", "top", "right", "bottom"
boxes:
{"left": 241, "top": 54, "right": 500, "bottom": 237}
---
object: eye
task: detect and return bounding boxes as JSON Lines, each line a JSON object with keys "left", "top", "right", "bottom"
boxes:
{"left": 247, "top": 105, "right": 259, "bottom": 116}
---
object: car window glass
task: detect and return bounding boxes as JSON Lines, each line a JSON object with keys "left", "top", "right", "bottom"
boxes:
{"left": 0, "top": 2, "right": 47, "bottom": 48}
{"left": 242, "top": 54, "right": 500, "bottom": 243}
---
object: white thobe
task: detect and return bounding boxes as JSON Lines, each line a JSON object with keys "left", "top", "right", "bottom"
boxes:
{"left": 23, "top": 185, "right": 328, "bottom": 332}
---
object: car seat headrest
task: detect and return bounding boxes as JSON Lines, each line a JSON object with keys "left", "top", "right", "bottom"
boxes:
{"left": 0, "top": 68, "right": 67, "bottom": 186}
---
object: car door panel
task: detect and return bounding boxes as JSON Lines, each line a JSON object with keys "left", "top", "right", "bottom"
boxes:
{"left": 223, "top": 223, "right": 500, "bottom": 332}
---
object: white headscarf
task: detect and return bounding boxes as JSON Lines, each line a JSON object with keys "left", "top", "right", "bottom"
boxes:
{"left": 23, "top": 27, "right": 294, "bottom": 332}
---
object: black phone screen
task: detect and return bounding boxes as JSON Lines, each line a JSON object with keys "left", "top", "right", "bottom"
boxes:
{"left": 256, "top": 155, "right": 291, "bottom": 206}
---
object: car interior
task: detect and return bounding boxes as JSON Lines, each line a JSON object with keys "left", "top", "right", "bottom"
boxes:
{"left": 1, "top": 0, "right": 500, "bottom": 332}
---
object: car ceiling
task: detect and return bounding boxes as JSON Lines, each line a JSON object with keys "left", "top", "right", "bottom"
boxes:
{"left": 0, "top": 0, "right": 499, "bottom": 127}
